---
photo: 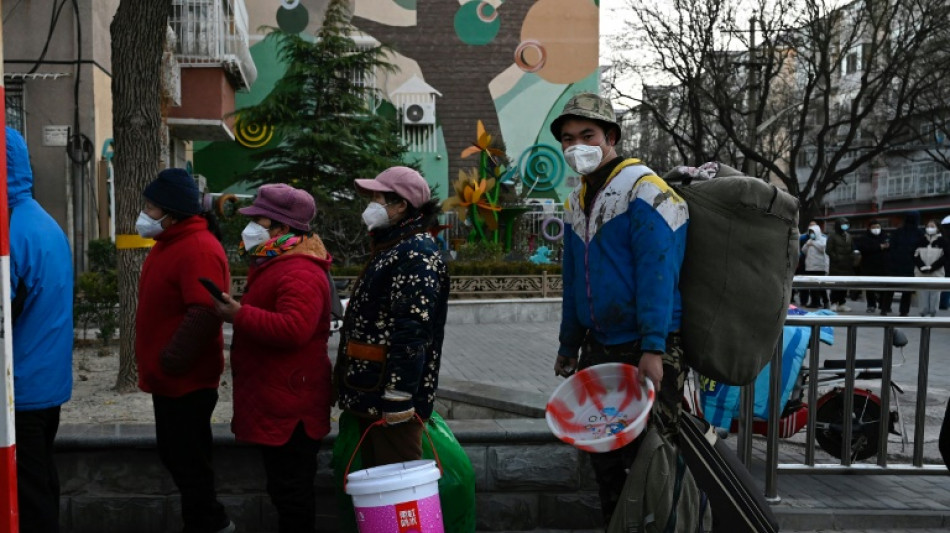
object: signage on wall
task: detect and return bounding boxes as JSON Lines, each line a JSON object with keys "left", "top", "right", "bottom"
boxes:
{"left": 43, "top": 125, "right": 70, "bottom": 147}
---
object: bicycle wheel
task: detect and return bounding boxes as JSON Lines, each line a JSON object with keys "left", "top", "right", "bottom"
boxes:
{"left": 814, "top": 388, "right": 882, "bottom": 461}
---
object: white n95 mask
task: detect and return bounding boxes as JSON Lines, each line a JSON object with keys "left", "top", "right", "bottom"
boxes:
{"left": 563, "top": 144, "right": 604, "bottom": 175}
{"left": 135, "top": 211, "right": 166, "bottom": 239}
{"left": 241, "top": 221, "right": 271, "bottom": 250}
{"left": 361, "top": 202, "right": 391, "bottom": 231}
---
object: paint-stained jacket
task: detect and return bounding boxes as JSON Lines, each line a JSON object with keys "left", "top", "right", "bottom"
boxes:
{"left": 558, "top": 159, "right": 689, "bottom": 358}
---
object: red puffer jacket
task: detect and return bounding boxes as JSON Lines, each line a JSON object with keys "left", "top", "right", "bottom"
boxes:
{"left": 230, "top": 236, "right": 333, "bottom": 446}
{"left": 136, "top": 216, "right": 229, "bottom": 397}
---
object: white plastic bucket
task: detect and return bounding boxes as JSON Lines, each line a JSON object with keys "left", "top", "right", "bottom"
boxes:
{"left": 345, "top": 459, "right": 444, "bottom": 533}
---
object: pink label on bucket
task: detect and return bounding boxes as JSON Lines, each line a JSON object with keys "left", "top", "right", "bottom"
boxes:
{"left": 355, "top": 494, "right": 444, "bottom": 533}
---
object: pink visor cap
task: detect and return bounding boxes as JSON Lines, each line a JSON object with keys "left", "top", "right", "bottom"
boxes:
{"left": 354, "top": 166, "right": 431, "bottom": 208}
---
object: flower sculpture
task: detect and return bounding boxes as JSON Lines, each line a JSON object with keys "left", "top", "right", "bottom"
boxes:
{"left": 443, "top": 169, "right": 501, "bottom": 235}
{"left": 443, "top": 120, "right": 508, "bottom": 242}
{"left": 460, "top": 120, "right": 506, "bottom": 163}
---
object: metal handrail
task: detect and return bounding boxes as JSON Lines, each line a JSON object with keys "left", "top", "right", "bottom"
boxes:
{"left": 753, "top": 276, "right": 950, "bottom": 503}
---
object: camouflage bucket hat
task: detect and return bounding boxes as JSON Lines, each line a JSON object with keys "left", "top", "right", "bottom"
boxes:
{"left": 550, "top": 92, "right": 622, "bottom": 142}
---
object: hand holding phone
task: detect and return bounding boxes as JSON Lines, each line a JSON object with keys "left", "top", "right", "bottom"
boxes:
{"left": 198, "top": 277, "right": 228, "bottom": 303}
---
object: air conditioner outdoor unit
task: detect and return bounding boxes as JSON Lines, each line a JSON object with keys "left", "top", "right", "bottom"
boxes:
{"left": 403, "top": 102, "right": 436, "bottom": 125}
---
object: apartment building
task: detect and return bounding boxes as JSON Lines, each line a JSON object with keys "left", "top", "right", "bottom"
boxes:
{"left": 801, "top": 1, "right": 950, "bottom": 230}
{"left": 2, "top": 0, "right": 256, "bottom": 272}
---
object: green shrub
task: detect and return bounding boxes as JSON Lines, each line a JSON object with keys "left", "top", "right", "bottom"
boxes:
{"left": 75, "top": 239, "right": 119, "bottom": 345}
{"left": 456, "top": 241, "right": 505, "bottom": 262}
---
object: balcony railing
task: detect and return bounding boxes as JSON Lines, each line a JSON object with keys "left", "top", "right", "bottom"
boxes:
{"left": 169, "top": 0, "right": 257, "bottom": 90}
{"left": 882, "top": 161, "right": 950, "bottom": 199}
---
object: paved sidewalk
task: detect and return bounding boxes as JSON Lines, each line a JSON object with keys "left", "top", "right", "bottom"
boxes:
{"left": 422, "top": 311, "right": 950, "bottom": 531}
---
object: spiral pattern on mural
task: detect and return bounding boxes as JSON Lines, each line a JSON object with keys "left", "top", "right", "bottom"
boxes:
{"left": 518, "top": 144, "right": 563, "bottom": 192}
{"left": 235, "top": 118, "right": 274, "bottom": 149}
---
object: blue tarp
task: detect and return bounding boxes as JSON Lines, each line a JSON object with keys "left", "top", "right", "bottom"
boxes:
{"left": 699, "top": 308, "right": 834, "bottom": 429}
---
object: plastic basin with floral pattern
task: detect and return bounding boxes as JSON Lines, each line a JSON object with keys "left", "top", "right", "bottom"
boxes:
{"left": 545, "top": 363, "right": 655, "bottom": 453}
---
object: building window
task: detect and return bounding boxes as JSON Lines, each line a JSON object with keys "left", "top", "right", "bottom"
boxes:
{"left": 5, "top": 81, "right": 25, "bottom": 135}
{"left": 344, "top": 37, "right": 379, "bottom": 112}
{"left": 845, "top": 52, "right": 858, "bottom": 74}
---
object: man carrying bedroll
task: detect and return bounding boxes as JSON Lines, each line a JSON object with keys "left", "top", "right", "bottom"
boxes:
{"left": 550, "top": 93, "right": 690, "bottom": 526}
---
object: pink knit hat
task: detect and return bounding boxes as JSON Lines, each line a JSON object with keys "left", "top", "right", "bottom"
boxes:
{"left": 354, "top": 166, "right": 431, "bottom": 208}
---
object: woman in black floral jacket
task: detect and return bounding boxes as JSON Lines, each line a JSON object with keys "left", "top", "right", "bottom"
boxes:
{"left": 334, "top": 166, "right": 450, "bottom": 468}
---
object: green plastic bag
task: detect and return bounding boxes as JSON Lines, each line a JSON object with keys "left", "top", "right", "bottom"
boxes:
{"left": 331, "top": 411, "right": 477, "bottom": 533}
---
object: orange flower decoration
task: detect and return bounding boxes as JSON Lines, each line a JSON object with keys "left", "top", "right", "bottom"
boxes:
{"left": 442, "top": 169, "right": 502, "bottom": 230}
{"left": 460, "top": 120, "right": 506, "bottom": 162}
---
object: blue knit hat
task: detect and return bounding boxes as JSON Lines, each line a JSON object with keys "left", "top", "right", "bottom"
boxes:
{"left": 143, "top": 168, "right": 200, "bottom": 216}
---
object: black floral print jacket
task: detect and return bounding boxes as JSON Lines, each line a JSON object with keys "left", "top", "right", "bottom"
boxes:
{"left": 334, "top": 217, "right": 450, "bottom": 419}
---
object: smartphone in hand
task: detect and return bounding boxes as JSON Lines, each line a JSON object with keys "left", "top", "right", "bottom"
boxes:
{"left": 198, "top": 277, "right": 228, "bottom": 303}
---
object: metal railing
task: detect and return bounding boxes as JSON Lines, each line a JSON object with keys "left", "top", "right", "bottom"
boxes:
{"left": 231, "top": 273, "right": 563, "bottom": 299}
{"left": 307, "top": 274, "right": 562, "bottom": 299}
{"left": 883, "top": 163, "right": 950, "bottom": 199}
{"left": 169, "top": 0, "right": 256, "bottom": 89}
{"left": 746, "top": 276, "right": 950, "bottom": 502}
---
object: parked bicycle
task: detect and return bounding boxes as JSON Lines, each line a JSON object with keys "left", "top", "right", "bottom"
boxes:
{"left": 691, "top": 329, "right": 909, "bottom": 461}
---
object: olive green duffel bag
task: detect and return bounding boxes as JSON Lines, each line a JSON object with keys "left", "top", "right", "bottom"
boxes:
{"left": 665, "top": 163, "right": 800, "bottom": 386}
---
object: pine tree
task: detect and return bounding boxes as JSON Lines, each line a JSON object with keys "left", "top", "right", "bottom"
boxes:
{"left": 237, "top": 0, "right": 411, "bottom": 263}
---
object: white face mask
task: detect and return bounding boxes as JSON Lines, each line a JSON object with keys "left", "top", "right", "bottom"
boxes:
{"left": 926, "top": 226, "right": 938, "bottom": 235}
{"left": 362, "top": 202, "right": 391, "bottom": 231}
{"left": 563, "top": 144, "right": 604, "bottom": 175}
{"left": 870, "top": 228, "right": 882, "bottom": 236}
{"left": 135, "top": 211, "right": 166, "bottom": 239}
{"left": 241, "top": 221, "right": 271, "bottom": 251}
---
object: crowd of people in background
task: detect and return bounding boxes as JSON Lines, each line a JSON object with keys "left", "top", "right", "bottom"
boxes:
{"left": 796, "top": 212, "right": 949, "bottom": 316}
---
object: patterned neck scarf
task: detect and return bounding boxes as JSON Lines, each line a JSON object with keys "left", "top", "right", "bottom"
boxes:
{"left": 239, "top": 233, "right": 305, "bottom": 259}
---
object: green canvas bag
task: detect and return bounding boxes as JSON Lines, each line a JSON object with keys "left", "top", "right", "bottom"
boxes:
{"left": 607, "top": 426, "right": 712, "bottom": 533}
{"left": 665, "top": 163, "right": 800, "bottom": 385}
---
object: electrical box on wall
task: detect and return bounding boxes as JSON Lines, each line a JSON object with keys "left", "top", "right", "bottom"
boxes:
{"left": 403, "top": 103, "right": 436, "bottom": 125}
{"left": 43, "top": 125, "right": 70, "bottom": 147}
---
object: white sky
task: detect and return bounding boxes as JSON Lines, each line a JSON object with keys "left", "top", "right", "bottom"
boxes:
{"left": 599, "top": 0, "right": 629, "bottom": 63}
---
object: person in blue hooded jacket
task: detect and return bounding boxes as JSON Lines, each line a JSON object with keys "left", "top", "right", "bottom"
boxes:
{"left": 549, "top": 94, "right": 689, "bottom": 526}
{"left": 6, "top": 127, "right": 73, "bottom": 532}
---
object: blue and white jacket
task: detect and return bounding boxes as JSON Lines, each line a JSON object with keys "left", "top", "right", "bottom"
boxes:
{"left": 558, "top": 159, "right": 688, "bottom": 358}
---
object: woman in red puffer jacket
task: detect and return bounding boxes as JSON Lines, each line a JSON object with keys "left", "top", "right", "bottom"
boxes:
{"left": 214, "top": 184, "right": 331, "bottom": 533}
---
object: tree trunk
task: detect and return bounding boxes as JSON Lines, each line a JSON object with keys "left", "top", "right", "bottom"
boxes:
{"left": 110, "top": 0, "right": 171, "bottom": 392}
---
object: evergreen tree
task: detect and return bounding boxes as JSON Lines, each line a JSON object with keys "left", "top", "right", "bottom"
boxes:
{"left": 237, "top": 0, "right": 411, "bottom": 264}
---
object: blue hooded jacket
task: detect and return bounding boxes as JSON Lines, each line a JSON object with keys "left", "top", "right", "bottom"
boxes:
{"left": 6, "top": 127, "right": 73, "bottom": 410}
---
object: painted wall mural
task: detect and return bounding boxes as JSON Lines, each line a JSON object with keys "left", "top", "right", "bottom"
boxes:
{"left": 194, "top": 0, "right": 600, "bottom": 205}
{"left": 352, "top": 0, "right": 600, "bottom": 201}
